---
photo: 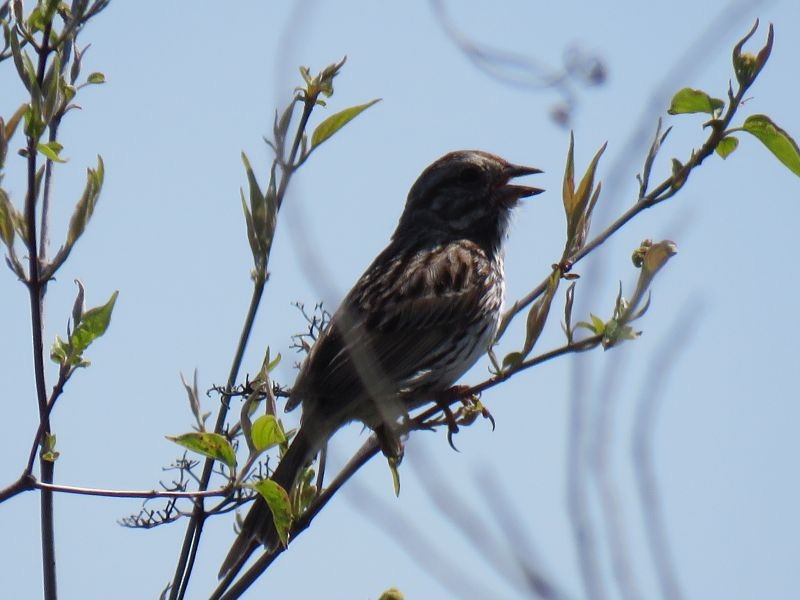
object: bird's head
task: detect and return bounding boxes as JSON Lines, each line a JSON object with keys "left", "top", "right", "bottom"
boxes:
{"left": 395, "top": 150, "right": 543, "bottom": 251}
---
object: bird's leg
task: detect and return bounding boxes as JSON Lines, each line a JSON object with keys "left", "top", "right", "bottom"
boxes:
{"left": 438, "top": 385, "right": 496, "bottom": 446}
{"left": 431, "top": 387, "right": 463, "bottom": 451}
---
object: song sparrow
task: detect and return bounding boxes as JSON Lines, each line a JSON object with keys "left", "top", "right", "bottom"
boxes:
{"left": 219, "top": 150, "right": 542, "bottom": 579}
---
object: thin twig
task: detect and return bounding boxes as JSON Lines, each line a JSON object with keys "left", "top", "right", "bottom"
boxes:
{"left": 169, "top": 280, "right": 265, "bottom": 600}
{"left": 171, "top": 94, "right": 319, "bottom": 599}
{"left": 22, "top": 17, "right": 58, "bottom": 600}
{"left": 35, "top": 481, "right": 231, "bottom": 499}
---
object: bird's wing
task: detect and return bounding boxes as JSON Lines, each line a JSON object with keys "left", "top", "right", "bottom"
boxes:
{"left": 291, "top": 241, "right": 499, "bottom": 418}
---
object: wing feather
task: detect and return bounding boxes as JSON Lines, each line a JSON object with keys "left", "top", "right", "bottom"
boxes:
{"left": 289, "top": 241, "right": 500, "bottom": 425}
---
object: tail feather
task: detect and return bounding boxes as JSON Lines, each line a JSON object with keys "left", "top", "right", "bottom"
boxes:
{"left": 218, "top": 428, "right": 313, "bottom": 580}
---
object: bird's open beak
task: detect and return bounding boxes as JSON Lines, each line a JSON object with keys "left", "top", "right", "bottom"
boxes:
{"left": 498, "top": 163, "right": 544, "bottom": 205}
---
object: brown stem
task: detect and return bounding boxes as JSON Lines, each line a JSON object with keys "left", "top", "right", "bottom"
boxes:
{"left": 20, "top": 18, "right": 60, "bottom": 600}
{"left": 169, "top": 280, "right": 265, "bottom": 600}
{"left": 171, "top": 96, "right": 318, "bottom": 599}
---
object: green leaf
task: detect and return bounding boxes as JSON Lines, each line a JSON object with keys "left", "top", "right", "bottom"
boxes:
{"left": 50, "top": 335, "right": 68, "bottom": 365}
{"left": 266, "top": 352, "right": 281, "bottom": 373}
{"left": 249, "top": 479, "right": 292, "bottom": 546}
{"left": 502, "top": 351, "right": 522, "bottom": 370}
{"left": 4, "top": 103, "right": 28, "bottom": 141}
{"left": 9, "top": 29, "right": 32, "bottom": 92}
{"left": 167, "top": 432, "right": 237, "bottom": 469}
{"left": 521, "top": 270, "right": 560, "bottom": 357}
{"left": 240, "top": 190, "right": 258, "bottom": 261}
{"left": 69, "top": 290, "right": 118, "bottom": 354}
{"left": 667, "top": 88, "right": 724, "bottom": 115}
{"left": 27, "top": 6, "right": 47, "bottom": 31}
{"left": 388, "top": 456, "right": 401, "bottom": 497}
{"left": 40, "top": 433, "right": 60, "bottom": 462}
{"left": 0, "top": 189, "right": 16, "bottom": 248}
{"left": 742, "top": 114, "right": 800, "bottom": 177}
{"left": 66, "top": 156, "right": 104, "bottom": 245}
{"left": 310, "top": 99, "right": 381, "bottom": 150}
{"left": 576, "top": 314, "right": 606, "bottom": 335}
{"left": 37, "top": 141, "right": 66, "bottom": 163}
{"left": 715, "top": 136, "right": 739, "bottom": 159}
{"left": 732, "top": 20, "right": 773, "bottom": 87}
{"left": 379, "top": 588, "right": 405, "bottom": 600}
{"left": 86, "top": 72, "right": 105, "bottom": 84}
{"left": 42, "top": 52, "right": 61, "bottom": 122}
{"left": 562, "top": 132, "right": 575, "bottom": 209}
{"left": 240, "top": 152, "right": 270, "bottom": 271}
{"left": 250, "top": 415, "right": 286, "bottom": 452}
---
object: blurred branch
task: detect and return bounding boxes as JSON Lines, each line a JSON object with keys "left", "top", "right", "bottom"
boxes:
{"left": 632, "top": 304, "right": 701, "bottom": 600}
{"left": 566, "top": 358, "right": 607, "bottom": 600}
{"left": 476, "top": 470, "right": 574, "bottom": 600}
{"left": 590, "top": 350, "right": 644, "bottom": 600}
{"left": 429, "top": 0, "right": 606, "bottom": 124}
{"left": 410, "top": 453, "right": 571, "bottom": 599}
{"left": 346, "top": 475, "right": 512, "bottom": 600}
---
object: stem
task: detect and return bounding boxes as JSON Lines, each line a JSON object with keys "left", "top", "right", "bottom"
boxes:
{"left": 38, "top": 117, "right": 62, "bottom": 259}
{"left": 275, "top": 98, "right": 314, "bottom": 209}
{"left": 24, "top": 366, "right": 68, "bottom": 475}
{"left": 21, "top": 18, "right": 60, "bottom": 600}
{"left": 34, "top": 481, "right": 231, "bottom": 499}
{"left": 171, "top": 94, "right": 318, "bottom": 598}
{"left": 168, "top": 279, "right": 265, "bottom": 600}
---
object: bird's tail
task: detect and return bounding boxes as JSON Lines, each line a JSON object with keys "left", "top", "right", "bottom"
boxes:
{"left": 217, "top": 427, "right": 313, "bottom": 580}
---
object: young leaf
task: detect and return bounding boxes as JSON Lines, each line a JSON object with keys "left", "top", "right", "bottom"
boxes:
{"left": 521, "top": 270, "right": 560, "bottom": 357}
{"left": 250, "top": 414, "right": 286, "bottom": 452}
{"left": 715, "top": 136, "right": 739, "bottom": 159}
{"left": 167, "top": 432, "right": 237, "bottom": 469}
{"left": 240, "top": 190, "right": 259, "bottom": 265}
{"left": 50, "top": 336, "right": 68, "bottom": 365}
{"left": 41, "top": 433, "right": 60, "bottom": 462}
{"left": 0, "top": 189, "right": 16, "bottom": 247}
{"left": 667, "top": 88, "right": 724, "bottom": 115}
{"left": 732, "top": 20, "right": 774, "bottom": 87}
{"left": 742, "top": 114, "right": 800, "bottom": 177}
{"left": 502, "top": 351, "right": 523, "bottom": 370}
{"left": 86, "top": 72, "right": 105, "bottom": 84}
{"left": 4, "top": 103, "right": 28, "bottom": 141}
{"left": 562, "top": 132, "right": 575, "bottom": 208}
{"left": 37, "top": 141, "right": 66, "bottom": 163}
{"left": 240, "top": 151, "right": 271, "bottom": 272}
{"left": 69, "top": 290, "right": 118, "bottom": 354}
{"left": 71, "top": 279, "right": 86, "bottom": 330}
{"left": 310, "top": 99, "right": 381, "bottom": 150}
{"left": 249, "top": 479, "right": 292, "bottom": 546}
{"left": 388, "top": 456, "right": 401, "bottom": 497}
{"left": 66, "top": 156, "right": 105, "bottom": 245}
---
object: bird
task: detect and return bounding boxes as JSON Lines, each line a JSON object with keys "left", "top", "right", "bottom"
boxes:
{"left": 219, "top": 150, "right": 543, "bottom": 580}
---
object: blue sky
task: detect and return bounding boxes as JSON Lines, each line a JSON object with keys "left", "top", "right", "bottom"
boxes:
{"left": 2, "top": 1, "right": 800, "bottom": 598}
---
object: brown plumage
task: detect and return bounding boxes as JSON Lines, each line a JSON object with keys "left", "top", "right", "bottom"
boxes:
{"left": 219, "top": 150, "right": 542, "bottom": 581}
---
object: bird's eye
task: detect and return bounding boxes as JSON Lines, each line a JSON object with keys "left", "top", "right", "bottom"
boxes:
{"left": 458, "top": 166, "right": 481, "bottom": 185}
